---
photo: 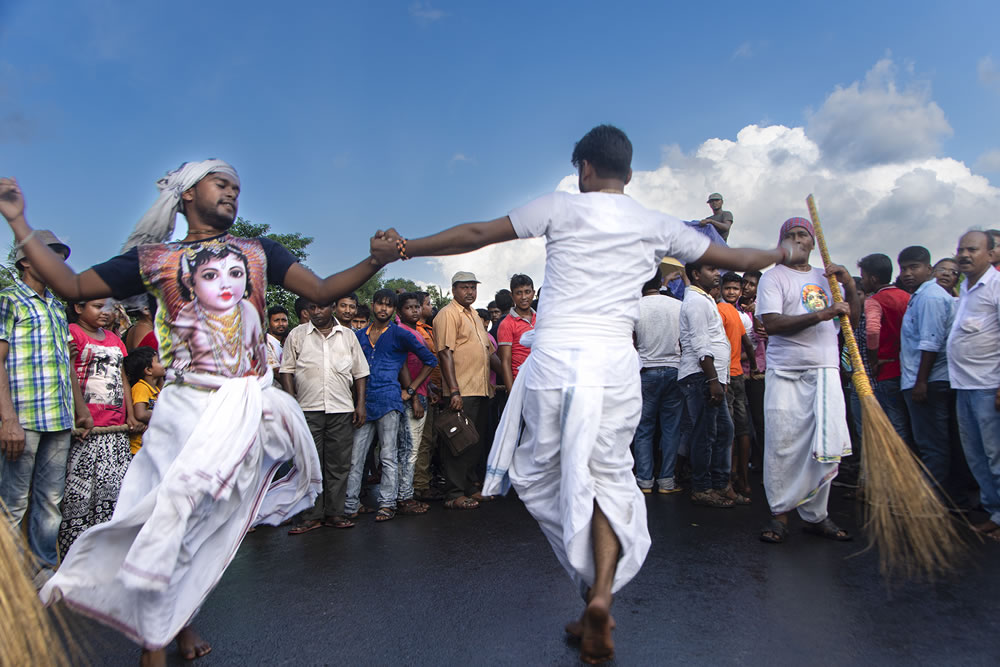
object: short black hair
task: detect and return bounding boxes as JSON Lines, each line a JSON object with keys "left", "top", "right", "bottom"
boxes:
{"left": 415, "top": 291, "right": 430, "bottom": 306}
{"left": 337, "top": 292, "right": 359, "bottom": 305}
{"left": 124, "top": 346, "right": 157, "bottom": 386}
{"left": 355, "top": 304, "right": 370, "bottom": 320}
{"left": 476, "top": 308, "right": 490, "bottom": 322}
{"left": 510, "top": 274, "right": 534, "bottom": 291}
{"left": 487, "top": 300, "right": 497, "bottom": 310}
{"left": 684, "top": 261, "right": 704, "bottom": 283}
{"left": 267, "top": 305, "right": 288, "bottom": 318}
{"left": 742, "top": 269, "right": 762, "bottom": 282}
{"left": 897, "top": 245, "right": 931, "bottom": 266}
{"left": 494, "top": 289, "right": 513, "bottom": 311}
{"left": 933, "top": 257, "right": 958, "bottom": 269}
{"left": 398, "top": 292, "right": 420, "bottom": 309}
{"left": 642, "top": 271, "right": 662, "bottom": 293}
{"left": 721, "top": 271, "right": 742, "bottom": 286}
{"left": 372, "top": 288, "right": 396, "bottom": 307}
{"left": 988, "top": 229, "right": 1000, "bottom": 243}
{"left": 293, "top": 296, "right": 310, "bottom": 317}
{"left": 858, "top": 253, "right": 893, "bottom": 285}
{"left": 571, "top": 125, "right": 632, "bottom": 181}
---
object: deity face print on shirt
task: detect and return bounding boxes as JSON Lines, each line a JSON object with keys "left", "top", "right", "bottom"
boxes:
{"left": 801, "top": 284, "right": 829, "bottom": 313}
{"left": 138, "top": 237, "right": 268, "bottom": 378}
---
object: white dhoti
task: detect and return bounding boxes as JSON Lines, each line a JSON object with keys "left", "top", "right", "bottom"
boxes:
{"left": 763, "top": 367, "right": 851, "bottom": 521}
{"left": 40, "top": 371, "right": 320, "bottom": 649}
{"left": 484, "top": 329, "right": 650, "bottom": 596}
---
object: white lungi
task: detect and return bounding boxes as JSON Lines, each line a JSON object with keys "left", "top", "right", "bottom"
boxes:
{"left": 40, "top": 371, "right": 320, "bottom": 649}
{"left": 763, "top": 367, "right": 851, "bottom": 521}
{"left": 485, "top": 328, "right": 650, "bottom": 596}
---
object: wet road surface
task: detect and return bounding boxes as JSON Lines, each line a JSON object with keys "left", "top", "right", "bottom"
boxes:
{"left": 69, "top": 477, "right": 1000, "bottom": 666}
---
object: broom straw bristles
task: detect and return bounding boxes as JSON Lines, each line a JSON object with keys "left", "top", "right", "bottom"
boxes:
{"left": 806, "top": 194, "right": 966, "bottom": 581}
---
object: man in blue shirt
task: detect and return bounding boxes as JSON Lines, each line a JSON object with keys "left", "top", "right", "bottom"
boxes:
{"left": 344, "top": 289, "right": 437, "bottom": 522}
{"left": 897, "top": 246, "right": 966, "bottom": 505}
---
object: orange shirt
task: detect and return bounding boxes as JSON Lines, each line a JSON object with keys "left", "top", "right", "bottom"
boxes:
{"left": 717, "top": 302, "right": 745, "bottom": 378}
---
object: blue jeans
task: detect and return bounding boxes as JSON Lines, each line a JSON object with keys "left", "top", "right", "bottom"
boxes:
{"left": 903, "top": 383, "right": 965, "bottom": 502}
{"left": 955, "top": 389, "right": 1000, "bottom": 524}
{"left": 680, "top": 373, "right": 734, "bottom": 493}
{"left": 634, "top": 367, "right": 683, "bottom": 486}
{"left": 0, "top": 429, "right": 71, "bottom": 569}
{"left": 344, "top": 411, "right": 401, "bottom": 513}
{"left": 875, "top": 377, "right": 913, "bottom": 446}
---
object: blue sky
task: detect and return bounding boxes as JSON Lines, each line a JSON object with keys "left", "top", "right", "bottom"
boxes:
{"left": 2, "top": 1, "right": 998, "bottom": 304}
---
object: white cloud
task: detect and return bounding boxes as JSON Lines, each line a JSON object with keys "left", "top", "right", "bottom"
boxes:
{"left": 975, "top": 148, "right": 1000, "bottom": 173}
{"left": 450, "top": 152, "right": 474, "bottom": 166}
{"left": 732, "top": 42, "right": 753, "bottom": 59}
{"left": 979, "top": 56, "right": 1000, "bottom": 91}
{"left": 807, "top": 58, "right": 952, "bottom": 168}
{"left": 409, "top": 2, "right": 448, "bottom": 24}
{"left": 421, "top": 58, "right": 998, "bottom": 300}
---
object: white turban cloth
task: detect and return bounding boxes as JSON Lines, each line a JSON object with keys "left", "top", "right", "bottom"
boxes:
{"left": 120, "top": 159, "right": 240, "bottom": 253}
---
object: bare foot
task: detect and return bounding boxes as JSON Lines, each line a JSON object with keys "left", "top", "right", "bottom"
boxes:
{"left": 580, "top": 596, "right": 615, "bottom": 664}
{"left": 140, "top": 649, "right": 166, "bottom": 667}
{"left": 176, "top": 626, "right": 212, "bottom": 660}
{"left": 565, "top": 612, "right": 616, "bottom": 640}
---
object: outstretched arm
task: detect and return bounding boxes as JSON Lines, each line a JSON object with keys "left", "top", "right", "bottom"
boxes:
{"left": 698, "top": 243, "right": 791, "bottom": 272}
{"left": 391, "top": 217, "right": 519, "bottom": 258}
{"left": 280, "top": 228, "right": 401, "bottom": 304}
{"left": 0, "top": 178, "right": 114, "bottom": 300}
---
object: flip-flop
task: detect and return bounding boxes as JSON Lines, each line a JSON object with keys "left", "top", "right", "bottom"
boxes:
{"left": 759, "top": 517, "right": 788, "bottom": 544}
{"left": 444, "top": 496, "right": 480, "bottom": 510}
{"left": 802, "top": 517, "right": 853, "bottom": 541}
{"left": 323, "top": 517, "right": 355, "bottom": 529}
{"left": 287, "top": 520, "right": 323, "bottom": 535}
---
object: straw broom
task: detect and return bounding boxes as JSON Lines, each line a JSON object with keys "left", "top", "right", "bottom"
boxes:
{"left": 0, "top": 501, "right": 71, "bottom": 667}
{"left": 806, "top": 194, "right": 965, "bottom": 580}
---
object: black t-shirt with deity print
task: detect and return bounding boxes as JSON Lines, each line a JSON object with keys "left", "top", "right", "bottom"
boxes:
{"left": 92, "top": 234, "right": 297, "bottom": 379}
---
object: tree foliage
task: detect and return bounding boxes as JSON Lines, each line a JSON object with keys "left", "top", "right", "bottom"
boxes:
{"left": 229, "top": 217, "right": 314, "bottom": 325}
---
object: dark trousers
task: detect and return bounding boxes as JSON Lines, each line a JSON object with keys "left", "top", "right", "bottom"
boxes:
{"left": 903, "top": 382, "right": 973, "bottom": 506}
{"left": 441, "top": 396, "right": 488, "bottom": 499}
{"left": 303, "top": 411, "right": 354, "bottom": 520}
{"left": 746, "top": 375, "right": 766, "bottom": 467}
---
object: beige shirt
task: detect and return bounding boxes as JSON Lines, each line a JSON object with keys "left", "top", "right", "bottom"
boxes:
{"left": 279, "top": 320, "right": 369, "bottom": 413}
{"left": 433, "top": 300, "right": 493, "bottom": 398}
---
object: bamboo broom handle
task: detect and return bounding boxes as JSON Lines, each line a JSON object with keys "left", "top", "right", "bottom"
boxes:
{"left": 805, "top": 194, "right": 875, "bottom": 399}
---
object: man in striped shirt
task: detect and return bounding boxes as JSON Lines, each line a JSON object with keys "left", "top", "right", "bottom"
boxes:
{"left": 0, "top": 230, "right": 86, "bottom": 587}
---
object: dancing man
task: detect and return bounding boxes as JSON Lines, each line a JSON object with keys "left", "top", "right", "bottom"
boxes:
{"left": 0, "top": 161, "right": 398, "bottom": 666}
{"left": 379, "top": 125, "right": 803, "bottom": 663}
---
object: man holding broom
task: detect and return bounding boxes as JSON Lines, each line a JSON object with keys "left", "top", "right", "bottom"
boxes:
{"left": 757, "top": 217, "right": 860, "bottom": 544}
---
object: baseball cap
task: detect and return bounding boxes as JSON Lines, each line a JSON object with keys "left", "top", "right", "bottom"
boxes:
{"left": 14, "top": 229, "right": 71, "bottom": 265}
{"left": 707, "top": 193, "right": 723, "bottom": 202}
{"left": 451, "top": 271, "right": 481, "bottom": 285}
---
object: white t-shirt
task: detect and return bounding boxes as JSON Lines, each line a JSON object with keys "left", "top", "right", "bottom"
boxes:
{"left": 757, "top": 264, "right": 841, "bottom": 370}
{"left": 635, "top": 293, "right": 682, "bottom": 368}
{"left": 507, "top": 191, "right": 710, "bottom": 388}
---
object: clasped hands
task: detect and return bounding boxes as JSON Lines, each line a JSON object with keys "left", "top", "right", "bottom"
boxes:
{"left": 369, "top": 227, "right": 404, "bottom": 266}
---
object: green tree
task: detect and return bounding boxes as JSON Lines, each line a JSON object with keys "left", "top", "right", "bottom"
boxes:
{"left": 425, "top": 284, "right": 451, "bottom": 310}
{"left": 229, "top": 218, "right": 314, "bottom": 325}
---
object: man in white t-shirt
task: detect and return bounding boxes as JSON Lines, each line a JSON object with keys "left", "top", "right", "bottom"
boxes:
{"left": 633, "top": 271, "right": 684, "bottom": 494}
{"left": 756, "top": 217, "right": 859, "bottom": 545}
{"left": 386, "top": 125, "right": 802, "bottom": 663}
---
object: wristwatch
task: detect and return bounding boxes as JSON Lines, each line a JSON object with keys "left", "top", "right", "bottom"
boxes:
{"left": 404, "top": 386, "right": 416, "bottom": 398}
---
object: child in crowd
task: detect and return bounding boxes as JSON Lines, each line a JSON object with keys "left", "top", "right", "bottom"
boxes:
{"left": 59, "top": 298, "right": 137, "bottom": 559}
{"left": 124, "top": 346, "right": 165, "bottom": 455}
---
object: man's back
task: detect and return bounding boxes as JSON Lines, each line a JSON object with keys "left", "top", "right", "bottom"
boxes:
{"left": 508, "top": 191, "right": 709, "bottom": 337}
{"left": 635, "top": 294, "right": 680, "bottom": 368}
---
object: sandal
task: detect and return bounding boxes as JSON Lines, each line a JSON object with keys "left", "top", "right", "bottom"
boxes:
{"left": 760, "top": 517, "right": 788, "bottom": 543}
{"left": 720, "top": 488, "right": 751, "bottom": 506}
{"left": 323, "top": 516, "right": 355, "bottom": 529}
{"left": 471, "top": 492, "right": 495, "bottom": 503}
{"left": 691, "top": 490, "right": 734, "bottom": 508}
{"left": 396, "top": 499, "right": 430, "bottom": 515}
{"left": 375, "top": 507, "right": 396, "bottom": 522}
{"left": 288, "top": 520, "right": 323, "bottom": 535}
{"left": 802, "top": 517, "right": 853, "bottom": 541}
{"left": 444, "top": 496, "right": 480, "bottom": 510}
{"left": 346, "top": 505, "right": 375, "bottom": 520}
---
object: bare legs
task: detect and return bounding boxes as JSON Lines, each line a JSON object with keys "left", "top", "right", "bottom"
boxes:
{"left": 139, "top": 626, "right": 211, "bottom": 666}
{"left": 565, "top": 500, "right": 620, "bottom": 664}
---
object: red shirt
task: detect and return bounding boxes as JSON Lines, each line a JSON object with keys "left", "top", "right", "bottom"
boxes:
{"left": 870, "top": 286, "right": 910, "bottom": 381}
{"left": 497, "top": 309, "right": 536, "bottom": 379}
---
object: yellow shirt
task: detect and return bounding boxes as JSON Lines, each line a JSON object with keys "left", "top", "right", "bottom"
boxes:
{"left": 129, "top": 379, "right": 160, "bottom": 455}
{"left": 432, "top": 300, "right": 493, "bottom": 398}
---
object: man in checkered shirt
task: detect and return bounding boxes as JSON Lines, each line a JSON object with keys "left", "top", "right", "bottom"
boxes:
{"left": 0, "top": 230, "right": 86, "bottom": 588}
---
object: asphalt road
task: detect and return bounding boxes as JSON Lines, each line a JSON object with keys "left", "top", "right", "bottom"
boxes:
{"left": 66, "top": 475, "right": 999, "bottom": 666}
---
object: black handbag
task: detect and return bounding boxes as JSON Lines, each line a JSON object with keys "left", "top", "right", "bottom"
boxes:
{"left": 435, "top": 409, "right": 479, "bottom": 456}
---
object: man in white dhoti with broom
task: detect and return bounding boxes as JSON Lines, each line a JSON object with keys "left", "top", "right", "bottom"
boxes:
{"left": 0, "top": 162, "right": 399, "bottom": 666}
{"left": 379, "top": 125, "right": 806, "bottom": 663}
{"left": 756, "top": 217, "right": 860, "bottom": 544}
